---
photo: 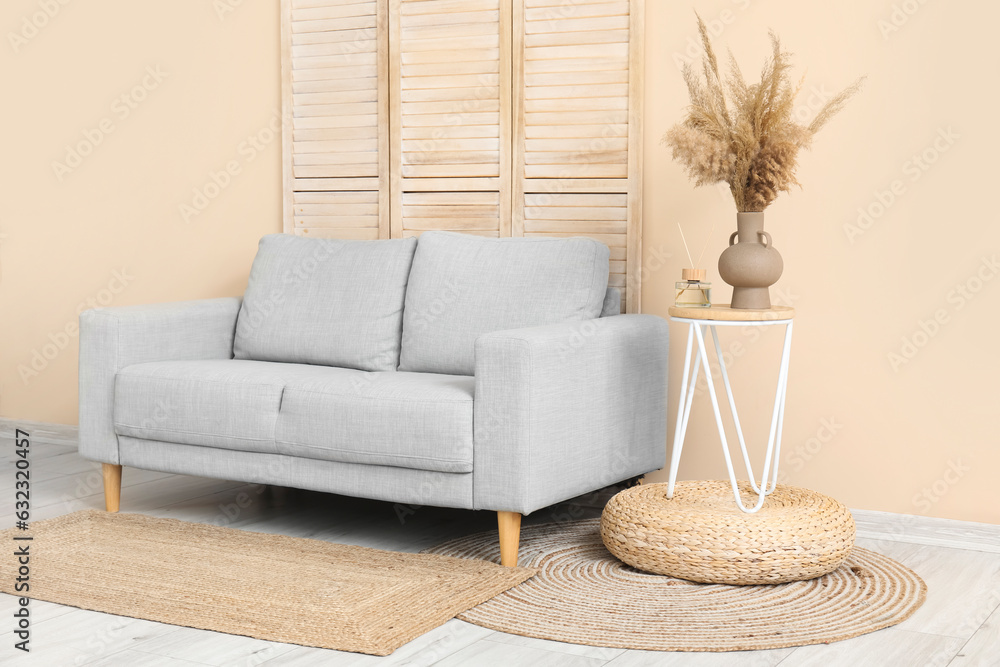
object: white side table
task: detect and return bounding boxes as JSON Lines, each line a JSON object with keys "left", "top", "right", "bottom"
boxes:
{"left": 666, "top": 304, "right": 795, "bottom": 513}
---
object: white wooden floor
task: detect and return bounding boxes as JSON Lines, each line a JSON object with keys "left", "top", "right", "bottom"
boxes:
{"left": 1, "top": 420, "right": 998, "bottom": 667}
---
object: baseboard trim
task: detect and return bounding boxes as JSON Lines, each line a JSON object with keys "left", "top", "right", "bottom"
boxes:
{"left": 852, "top": 508, "right": 1000, "bottom": 554}
{"left": 0, "top": 417, "right": 78, "bottom": 446}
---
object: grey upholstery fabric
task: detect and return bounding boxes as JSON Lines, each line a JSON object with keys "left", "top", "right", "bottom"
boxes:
{"left": 601, "top": 287, "right": 621, "bottom": 317}
{"left": 473, "top": 315, "right": 669, "bottom": 514}
{"left": 399, "top": 231, "right": 610, "bottom": 375}
{"left": 234, "top": 234, "right": 417, "bottom": 372}
{"left": 276, "top": 368, "right": 474, "bottom": 473}
{"left": 79, "top": 298, "right": 242, "bottom": 464}
{"left": 118, "top": 437, "right": 474, "bottom": 509}
{"left": 114, "top": 359, "right": 475, "bottom": 473}
{"left": 114, "top": 360, "right": 293, "bottom": 455}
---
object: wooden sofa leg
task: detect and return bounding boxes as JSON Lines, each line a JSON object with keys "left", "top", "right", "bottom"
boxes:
{"left": 102, "top": 464, "right": 122, "bottom": 512}
{"left": 497, "top": 511, "right": 521, "bottom": 567}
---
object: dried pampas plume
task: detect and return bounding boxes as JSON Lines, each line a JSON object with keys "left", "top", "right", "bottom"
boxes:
{"left": 664, "top": 15, "right": 864, "bottom": 212}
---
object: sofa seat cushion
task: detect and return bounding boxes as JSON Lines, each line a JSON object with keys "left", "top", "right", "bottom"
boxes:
{"left": 398, "top": 231, "right": 610, "bottom": 375}
{"left": 275, "top": 368, "right": 474, "bottom": 473}
{"left": 113, "top": 359, "right": 316, "bottom": 454}
{"left": 234, "top": 234, "right": 417, "bottom": 372}
{"left": 114, "top": 360, "right": 475, "bottom": 473}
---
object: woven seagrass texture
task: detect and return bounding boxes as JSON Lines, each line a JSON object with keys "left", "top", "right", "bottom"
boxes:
{"left": 0, "top": 511, "right": 535, "bottom": 656}
{"left": 601, "top": 481, "right": 856, "bottom": 584}
{"left": 425, "top": 517, "right": 926, "bottom": 652}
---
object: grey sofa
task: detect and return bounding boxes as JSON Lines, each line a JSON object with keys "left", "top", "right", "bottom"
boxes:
{"left": 79, "top": 231, "right": 668, "bottom": 565}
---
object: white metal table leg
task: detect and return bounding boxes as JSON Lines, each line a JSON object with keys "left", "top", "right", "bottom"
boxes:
{"left": 667, "top": 323, "right": 701, "bottom": 499}
{"left": 768, "top": 322, "right": 794, "bottom": 491}
{"left": 691, "top": 323, "right": 765, "bottom": 511}
{"left": 710, "top": 325, "right": 761, "bottom": 494}
{"left": 690, "top": 321, "right": 794, "bottom": 512}
{"left": 753, "top": 321, "right": 794, "bottom": 501}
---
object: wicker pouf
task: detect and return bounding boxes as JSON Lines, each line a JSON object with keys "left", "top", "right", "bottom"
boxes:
{"left": 601, "top": 481, "right": 856, "bottom": 585}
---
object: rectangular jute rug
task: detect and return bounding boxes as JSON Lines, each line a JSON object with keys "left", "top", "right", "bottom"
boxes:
{"left": 0, "top": 510, "right": 535, "bottom": 656}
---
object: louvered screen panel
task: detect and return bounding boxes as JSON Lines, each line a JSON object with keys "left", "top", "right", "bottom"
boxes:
{"left": 513, "top": 0, "right": 642, "bottom": 312}
{"left": 283, "top": 0, "right": 389, "bottom": 239}
{"left": 390, "top": 0, "right": 511, "bottom": 238}
{"left": 400, "top": 191, "right": 501, "bottom": 238}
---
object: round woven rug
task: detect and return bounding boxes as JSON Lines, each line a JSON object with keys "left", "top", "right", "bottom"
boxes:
{"left": 425, "top": 519, "right": 927, "bottom": 652}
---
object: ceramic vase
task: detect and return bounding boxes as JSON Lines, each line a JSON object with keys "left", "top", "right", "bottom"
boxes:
{"left": 717, "top": 212, "right": 783, "bottom": 309}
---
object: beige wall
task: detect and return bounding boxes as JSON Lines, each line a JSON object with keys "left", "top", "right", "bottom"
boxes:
{"left": 1, "top": 1, "right": 997, "bottom": 523}
{"left": 0, "top": 1, "right": 283, "bottom": 423}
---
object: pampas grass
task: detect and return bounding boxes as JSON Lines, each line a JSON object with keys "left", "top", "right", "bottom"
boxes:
{"left": 664, "top": 16, "right": 863, "bottom": 212}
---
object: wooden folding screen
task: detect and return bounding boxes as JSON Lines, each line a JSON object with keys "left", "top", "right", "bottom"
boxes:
{"left": 282, "top": 0, "right": 389, "bottom": 240}
{"left": 512, "top": 0, "right": 642, "bottom": 312}
{"left": 282, "top": 0, "right": 642, "bottom": 312}
{"left": 389, "top": 0, "right": 511, "bottom": 239}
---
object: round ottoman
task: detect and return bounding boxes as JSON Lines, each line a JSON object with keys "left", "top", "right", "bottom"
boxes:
{"left": 600, "top": 481, "right": 856, "bottom": 585}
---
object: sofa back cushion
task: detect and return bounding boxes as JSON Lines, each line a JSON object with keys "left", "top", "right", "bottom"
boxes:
{"left": 398, "top": 231, "right": 610, "bottom": 375}
{"left": 234, "top": 234, "right": 417, "bottom": 372}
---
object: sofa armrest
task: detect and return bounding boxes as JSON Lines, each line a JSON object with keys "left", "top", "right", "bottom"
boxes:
{"left": 78, "top": 298, "right": 242, "bottom": 464}
{"left": 473, "top": 314, "right": 668, "bottom": 514}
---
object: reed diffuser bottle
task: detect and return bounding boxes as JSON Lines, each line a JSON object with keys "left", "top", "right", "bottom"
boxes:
{"left": 675, "top": 268, "right": 711, "bottom": 307}
{"left": 674, "top": 222, "right": 713, "bottom": 308}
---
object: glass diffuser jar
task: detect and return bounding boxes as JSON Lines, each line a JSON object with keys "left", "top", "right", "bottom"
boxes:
{"left": 675, "top": 268, "right": 711, "bottom": 308}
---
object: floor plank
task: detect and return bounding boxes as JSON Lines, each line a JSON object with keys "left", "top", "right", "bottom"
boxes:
{"left": 0, "top": 607, "right": 178, "bottom": 666}
{"left": 776, "top": 629, "right": 965, "bottom": 667}
{"left": 854, "top": 539, "right": 1000, "bottom": 640}
{"left": 948, "top": 602, "right": 1000, "bottom": 667}
{"left": 433, "top": 638, "right": 609, "bottom": 667}
{"left": 604, "top": 647, "right": 793, "bottom": 666}
{"left": 125, "top": 625, "right": 299, "bottom": 666}
{"left": 87, "top": 648, "right": 211, "bottom": 666}
{"left": 484, "top": 629, "right": 624, "bottom": 661}
{"left": 256, "top": 619, "right": 494, "bottom": 666}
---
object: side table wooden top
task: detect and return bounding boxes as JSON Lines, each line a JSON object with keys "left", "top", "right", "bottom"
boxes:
{"left": 667, "top": 304, "right": 795, "bottom": 321}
